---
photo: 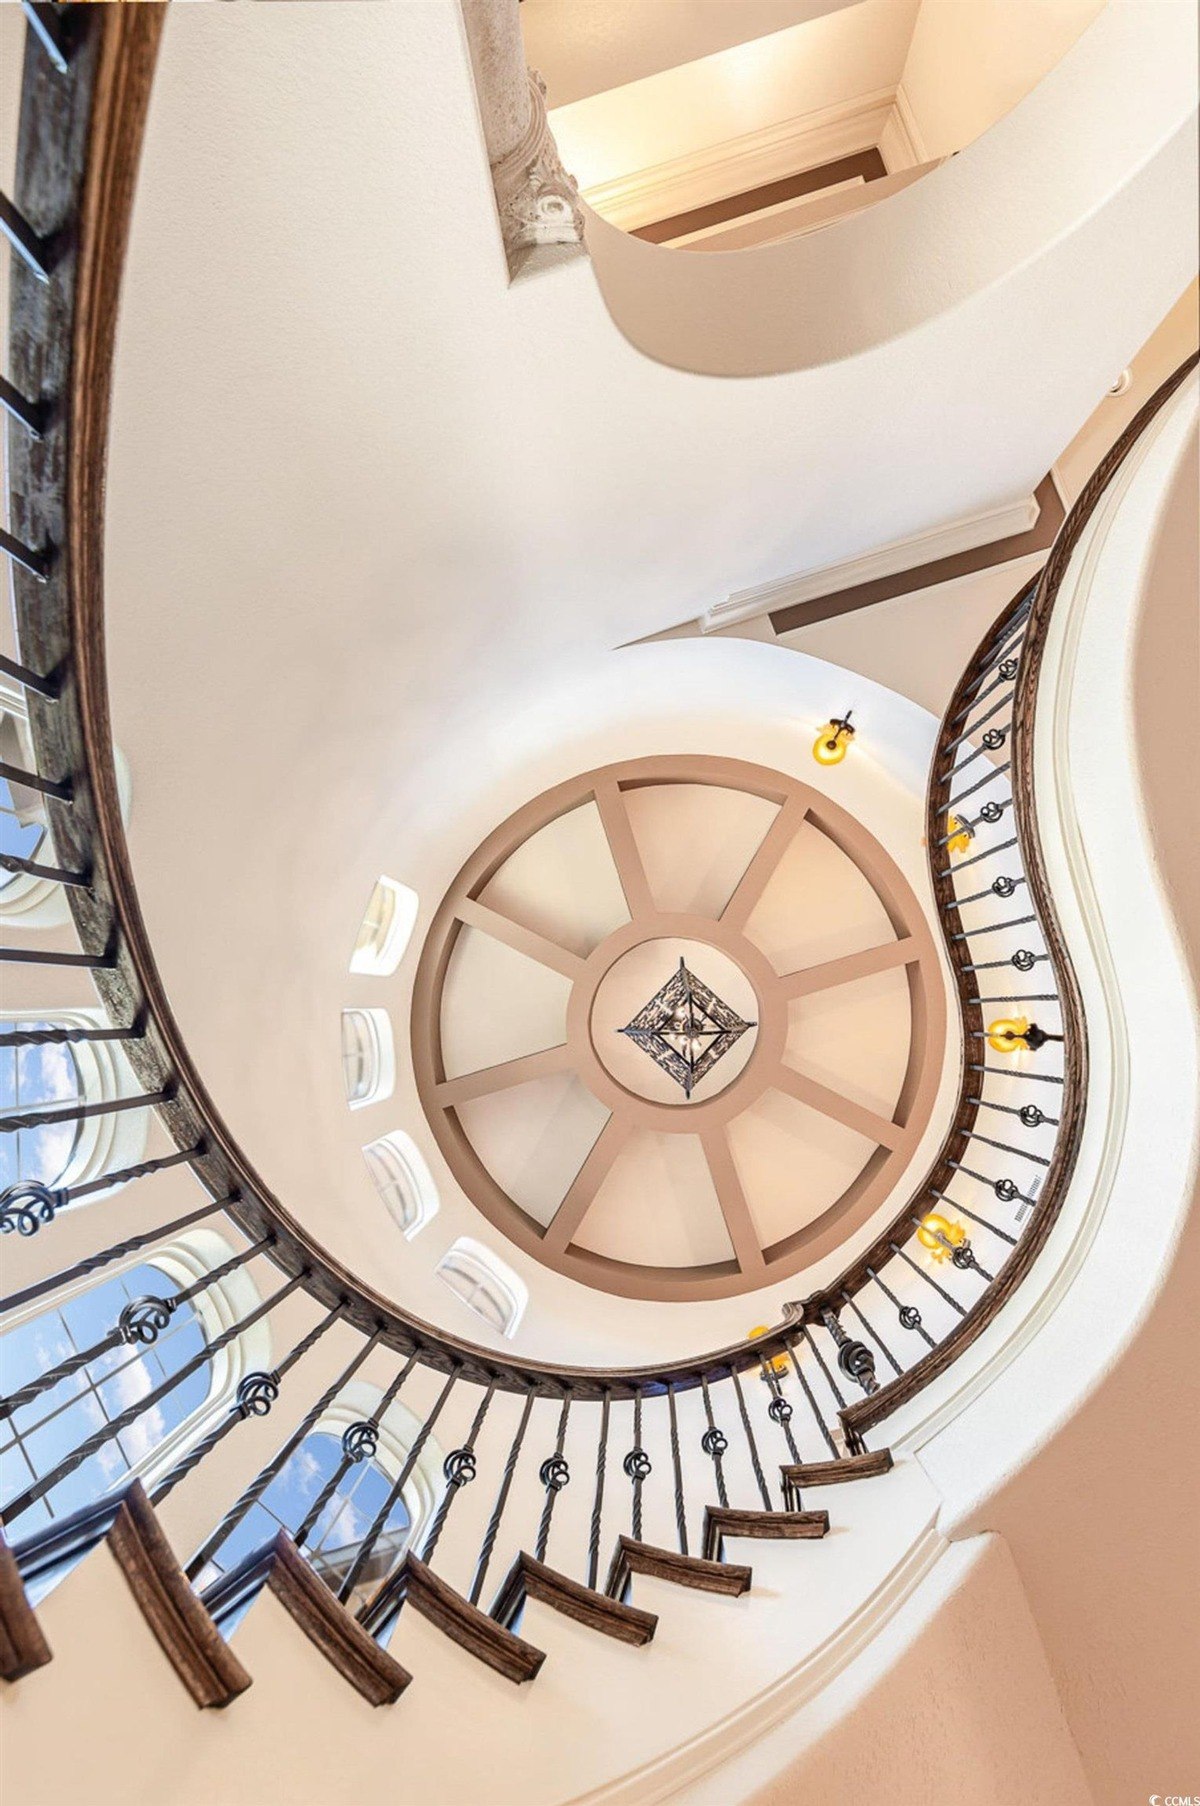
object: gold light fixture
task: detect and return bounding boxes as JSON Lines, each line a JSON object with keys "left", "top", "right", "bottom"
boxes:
{"left": 945, "top": 814, "right": 973, "bottom": 856}
{"left": 916, "top": 1212, "right": 967, "bottom": 1262}
{"left": 987, "top": 1016, "right": 1061, "bottom": 1054}
{"left": 812, "top": 710, "right": 855, "bottom": 766}
{"left": 748, "top": 1324, "right": 790, "bottom": 1375}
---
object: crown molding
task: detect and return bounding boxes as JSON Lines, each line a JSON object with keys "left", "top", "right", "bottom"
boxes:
{"left": 581, "top": 87, "right": 900, "bottom": 231}
{"left": 702, "top": 493, "right": 1041, "bottom": 632}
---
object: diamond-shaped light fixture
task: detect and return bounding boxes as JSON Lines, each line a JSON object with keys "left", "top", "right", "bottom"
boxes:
{"left": 618, "top": 957, "right": 755, "bottom": 1099}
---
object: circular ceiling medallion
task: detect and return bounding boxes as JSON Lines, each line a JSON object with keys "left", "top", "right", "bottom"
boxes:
{"left": 412, "top": 756, "right": 946, "bottom": 1302}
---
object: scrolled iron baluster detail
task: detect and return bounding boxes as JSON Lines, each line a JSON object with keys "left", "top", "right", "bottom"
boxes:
{"left": 1019, "top": 1104, "right": 1046, "bottom": 1128}
{"left": 767, "top": 1394, "right": 793, "bottom": 1425}
{"left": 443, "top": 1446, "right": 478, "bottom": 1487}
{"left": 699, "top": 1375, "right": 731, "bottom": 1509}
{"left": 699, "top": 1426, "right": 727, "bottom": 1458}
{"left": 1011, "top": 948, "right": 1037, "bottom": 971}
{"left": 622, "top": 1446, "right": 651, "bottom": 1481}
{"left": 994, "top": 1178, "right": 1019, "bottom": 1202}
{"left": 539, "top": 1453, "right": 570, "bottom": 1491}
{"left": 979, "top": 800, "right": 1005, "bottom": 824}
{"left": 117, "top": 1295, "right": 173, "bottom": 1345}
{"left": 998, "top": 658, "right": 1019, "bottom": 680}
{"left": 0, "top": 1180, "right": 64, "bottom": 1236}
{"left": 981, "top": 728, "right": 1006, "bottom": 750}
{"left": 821, "top": 1308, "right": 879, "bottom": 1397}
{"left": 235, "top": 1370, "right": 280, "bottom": 1418}
{"left": 992, "top": 875, "right": 1018, "bottom": 898}
{"left": 341, "top": 1419, "right": 379, "bottom": 1463}
{"left": 899, "top": 1305, "right": 923, "bottom": 1331}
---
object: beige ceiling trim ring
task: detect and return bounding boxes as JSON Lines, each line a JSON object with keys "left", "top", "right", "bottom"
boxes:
{"left": 411, "top": 756, "right": 947, "bottom": 1302}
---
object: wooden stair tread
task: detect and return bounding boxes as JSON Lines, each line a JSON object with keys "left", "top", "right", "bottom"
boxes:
{"left": 399, "top": 1555, "right": 545, "bottom": 1685}
{"left": 780, "top": 1449, "right": 893, "bottom": 1505}
{"left": 0, "top": 1528, "right": 52, "bottom": 1683}
{"left": 493, "top": 1551, "right": 656, "bottom": 1646}
{"left": 605, "top": 1536, "right": 751, "bottom": 1600}
{"left": 265, "top": 1532, "right": 410, "bottom": 1707}
{"left": 703, "top": 1506, "right": 830, "bottom": 1563}
{"left": 107, "top": 1483, "right": 252, "bottom": 1709}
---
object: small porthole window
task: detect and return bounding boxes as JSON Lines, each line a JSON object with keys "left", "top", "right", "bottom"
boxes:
{"left": 362, "top": 1130, "right": 439, "bottom": 1240}
{"left": 435, "top": 1236, "right": 526, "bottom": 1339}
{"left": 349, "top": 877, "right": 418, "bottom": 977}
{"left": 341, "top": 1008, "right": 395, "bottom": 1110}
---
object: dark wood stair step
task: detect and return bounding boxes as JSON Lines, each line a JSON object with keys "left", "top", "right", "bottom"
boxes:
{"left": 780, "top": 1448, "right": 893, "bottom": 1508}
{"left": 493, "top": 1552, "right": 656, "bottom": 1647}
{"left": 703, "top": 1506, "right": 830, "bottom": 1563}
{"left": 393, "top": 1555, "right": 545, "bottom": 1685}
{"left": 604, "top": 1535, "right": 751, "bottom": 1601}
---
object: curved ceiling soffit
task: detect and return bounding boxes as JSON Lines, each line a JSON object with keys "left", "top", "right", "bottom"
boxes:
{"left": 412, "top": 754, "right": 948, "bottom": 1302}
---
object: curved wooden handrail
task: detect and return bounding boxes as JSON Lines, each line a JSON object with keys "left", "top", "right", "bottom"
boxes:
{"left": 6, "top": 4, "right": 1183, "bottom": 1425}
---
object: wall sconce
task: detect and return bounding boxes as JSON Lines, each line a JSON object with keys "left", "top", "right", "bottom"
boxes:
{"left": 748, "top": 1324, "right": 790, "bottom": 1375}
{"left": 987, "top": 1016, "right": 1062, "bottom": 1054}
{"left": 812, "top": 710, "right": 855, "bottom": 766}
{"left": 945, "top": 814, "right": 974, "bottom": 855}
{"left": 916, "top": 1212, "right": 967, "bottom": 1262}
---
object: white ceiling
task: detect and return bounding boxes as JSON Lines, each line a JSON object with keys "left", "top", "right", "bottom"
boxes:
{"left": 58, "top": 0, "right": 1189, "bottom": 1359}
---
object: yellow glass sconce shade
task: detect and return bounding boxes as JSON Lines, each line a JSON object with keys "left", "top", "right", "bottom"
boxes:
{"left": 916, "top": 1213, "right": 967, "bottom": 1262}
{"left": 988, "top": 1015, "right": 1031, "bottom": 1054}
{"left": 812, "top": 711, "right": 855, "bottom": 766}
{"left": 748, "top": 1324, "right": 790, "bottom": 1376}
{"left": 945, "top": 814, "right": 973, "bottom": 856}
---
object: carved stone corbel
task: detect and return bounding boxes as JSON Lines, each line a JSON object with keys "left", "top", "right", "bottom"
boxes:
{"left": 491, "top": 70, "right": 583, "bottom": 272}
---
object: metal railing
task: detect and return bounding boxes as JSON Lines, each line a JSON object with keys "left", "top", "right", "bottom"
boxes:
{"left": 3, "top": 2, "right": 1179, "bottom": 1666}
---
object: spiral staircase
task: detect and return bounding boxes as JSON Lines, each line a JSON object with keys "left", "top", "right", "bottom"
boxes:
{"left": 0, "top": 9, "right": 1196, "bottom": 1805}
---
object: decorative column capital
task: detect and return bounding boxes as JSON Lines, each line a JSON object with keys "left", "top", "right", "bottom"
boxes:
{"left": 491, "top": 70, "right": 583, "bottom": 272}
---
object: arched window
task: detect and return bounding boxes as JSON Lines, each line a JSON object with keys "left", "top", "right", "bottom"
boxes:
{"left": 362, "top": 1130, "right": 439, "bottom": 1239}
{"left": 349, "top": 876, "right": 418, "bottom": 977}
{"left": 0, "top": 1261, "right": 209, "bottom": 1536}
{"left": 340, "top": 1007, "right": 396, "bottom": 1110}
{"left": 435, "top": 1236, "right": 527, "bottom": 1339}
{"left": 0, "top": 1232, "right": 266, "bottom": 1573}
{"left": 0, "top": 1012, "right": 149, "bottom": 1203}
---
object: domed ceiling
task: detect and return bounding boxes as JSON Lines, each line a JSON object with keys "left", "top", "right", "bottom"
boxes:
{"left": 413, "top": 755, "right": 945, "bottom": 1299}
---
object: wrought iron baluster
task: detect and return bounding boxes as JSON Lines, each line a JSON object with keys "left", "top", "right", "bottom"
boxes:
{"left": 185, "top": 1331, "right": 383, "bottom": 1580}
{"left": 340, "top": 1366, "right": 459, "bottom": 1605}
{"left": 622, "top": 1391, "right": 650, "bottom": 1544}
{"left": 667, "top": 1382, "right": 687, "bottom": 1555}
{"left": 294, "top": 1352, "right": 419, "bottom": 1550}
{"left": 819, "top": 1308, "right": 878, "bottom": 1398}
{"left": 0, "top": 1272, "right": 306, "bottom": 1523}
{"left": 586, "top": 1390, "right": 610, "bottom": 1590}
{"left": 0, "top": 1234, "right": 272, "bottom": 1420}
{"left": 533, "top": 1391, "right": 572, "bottom": 1564}
{"left": 866, "top": 1264, "right": 936, "bottom": 1348}
{"left": 0, "top": 1085, "right": 169, "bottom": 1136}
{"left": 0, "top": 1190, "right": 222, "bottom": 1316}
{"left": 699, "top": 1375, "right": 729, "bottom": 1508}
{"left": 468, "top": 1389, "right": 535, "bottom": 1606}
{"left": 783, "top": 1329, "right": 839, "bottom": 1458}
{"left": 758, "top": 1349, "right": 801, "bottom": 1463}
{"left": 418, "top": 1378, "right": 496, "bottom": 1568}
{"left": 890, "top": 1240, "right": 968, "bottom": 1315}
{"left": 151, "top": 1305, "right": 342, "bottom": 1507}
{"left": 729, "top": 1367, "right": 772, "bottom": 1508}
{"left": 840, "top": 1288, "right": 902, "bottom": 1378}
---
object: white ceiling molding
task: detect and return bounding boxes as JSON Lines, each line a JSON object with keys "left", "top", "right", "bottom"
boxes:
{"left": 702, "top": 492, "right": 1039, "bottom": 633}
{"left": 578, "top": 87, "right": 901, "bottom": 232}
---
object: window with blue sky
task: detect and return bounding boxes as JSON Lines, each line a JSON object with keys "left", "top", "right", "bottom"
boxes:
{"left": 0, "top": 1026, "right": 86, "bottom": 1194}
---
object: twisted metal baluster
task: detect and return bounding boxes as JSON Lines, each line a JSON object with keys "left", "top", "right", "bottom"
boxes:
{"left": 294, "top": 1352, "right": 419, "bottom": 1549}
{"left": 418, "top": 1378, "right": 496, "bottom": 1568}
{"left": 340, "top": 1366, "right": 459, "bottom": 1605}
{"left": 840, "top": 1289, "right": 903, "bottom": 1379}
{"left": 699, "top": 1375, "right": 729, "bottom": 1509}
{"left": 0, "top": 1272, "right": 306, "bottom": 1523}
{"left": 0, "top": 1145, "right": 202, "bottom": 1242}
{"left": 186, "top": 1330, "right": 383, "bottom": 1579}
{"left": 468, "top": 1389, "right": 535, "bottom": 1606}
{"left": 758, "top": 1351, "right": 801, "bottom": 1463}
{"left": 667, "top": 1382, "right": 688, "bottom": 1555}
{"left": 730, "top": 1367, "right": 772, "bottom": 1508}
{"left": 783, "top": 1330, "right": 839, "bottom": 1459}
{"left": 586, "top": 1390, "right": 610, "bottom": 1590}
{"left": 623, "top": 1391, "right": 650, "bottom": 1543}
{"left": 0, "top": 1194, "right": 224, "bottom": 1317}
{"left": 151, "top": 1305, "right": 342, "bottom": 1507}
{"left": 0, "top": 1235, "right": 272, "bottom": 1420}
{"left": 867, "top": 1264, "right": 935, "bottom": 1349}
{"left": 534, "top": 1391, "right": 572, "bottom": 1563}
